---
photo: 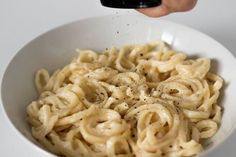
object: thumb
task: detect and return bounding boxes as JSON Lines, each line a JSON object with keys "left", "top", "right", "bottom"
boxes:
{"left": 136, "top": 5, "right": 171, "bottom": 17}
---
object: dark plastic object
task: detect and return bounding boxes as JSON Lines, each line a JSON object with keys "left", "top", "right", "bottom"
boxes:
{"left": 100, "top": 0, "right": 162, "bottom": 9}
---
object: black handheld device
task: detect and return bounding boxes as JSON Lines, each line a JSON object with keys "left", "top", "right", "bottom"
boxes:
{"left": 100, "top": 0, "right": 162, "bottom": 9}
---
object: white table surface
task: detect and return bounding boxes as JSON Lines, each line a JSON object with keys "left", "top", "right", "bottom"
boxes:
{"left": 0, "top": 0, "right": 236, "bottom": 156}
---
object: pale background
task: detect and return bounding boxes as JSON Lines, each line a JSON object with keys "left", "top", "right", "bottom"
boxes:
{"left": 0, "top": 0, "right": 236, "bottom": 156}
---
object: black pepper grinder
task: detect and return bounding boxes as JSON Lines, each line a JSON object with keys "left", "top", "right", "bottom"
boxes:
{"left": 100, "top": 0, "right": 162, "bottom": 8}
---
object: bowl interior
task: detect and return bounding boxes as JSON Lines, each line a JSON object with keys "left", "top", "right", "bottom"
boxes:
{"left": 1, "top": 15, "right": 236, "bottom": 156}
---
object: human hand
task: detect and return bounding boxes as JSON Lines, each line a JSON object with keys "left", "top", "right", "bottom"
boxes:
{"left": 137, "top": 0, "right": 198, "bottom": 17}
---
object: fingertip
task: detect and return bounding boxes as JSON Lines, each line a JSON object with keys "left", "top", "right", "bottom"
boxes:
{"left": 136, "top": 5, "right": 170, "bottom": 17}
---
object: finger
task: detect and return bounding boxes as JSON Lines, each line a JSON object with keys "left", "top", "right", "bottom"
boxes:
{"left": 136, "top": 5, "right": 171, "bottom": 17}
{"left": 164, "top": 0, "right": 198, "bottom": 12}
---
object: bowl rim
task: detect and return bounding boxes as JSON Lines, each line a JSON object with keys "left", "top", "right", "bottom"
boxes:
{"left": 1, "top": 14, "right": 236, "bottom": 157}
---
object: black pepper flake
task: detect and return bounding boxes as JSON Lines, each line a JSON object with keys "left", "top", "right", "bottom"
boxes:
{"left": 176, "top": 108, "right": 180, "bottom": 114}
{"left": 180, "top": 146, "right": 183, "bottom": 149}
{"left": 161, "top": 153, "right": 165, "bottom": 156}
{"left": 140, "top": 53, "right": 143, "bottom": 56}
{"left": 144, "top": 73, "right": 148, "bottom": 76}
{"left": 132, "top": 134, "right": 135, "bottom": 137}
{"left": 80, "top": 118, "right": 83, "bottom": 121}
{"left": 169, "top": 145, "right": 173, "bottom": 148}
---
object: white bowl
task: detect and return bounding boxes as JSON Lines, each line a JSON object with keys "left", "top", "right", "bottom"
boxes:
{"left": 1, "top": 15, "right": 236, "bottom": 156}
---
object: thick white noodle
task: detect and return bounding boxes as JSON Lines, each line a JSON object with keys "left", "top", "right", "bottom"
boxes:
{"left": 27, "top": 40, "right": 223, "bottom": 157}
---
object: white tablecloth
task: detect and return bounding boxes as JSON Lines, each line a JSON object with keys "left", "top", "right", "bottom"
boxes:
{"left": 0, "top": 0, "right": 236, "bottom": 156}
